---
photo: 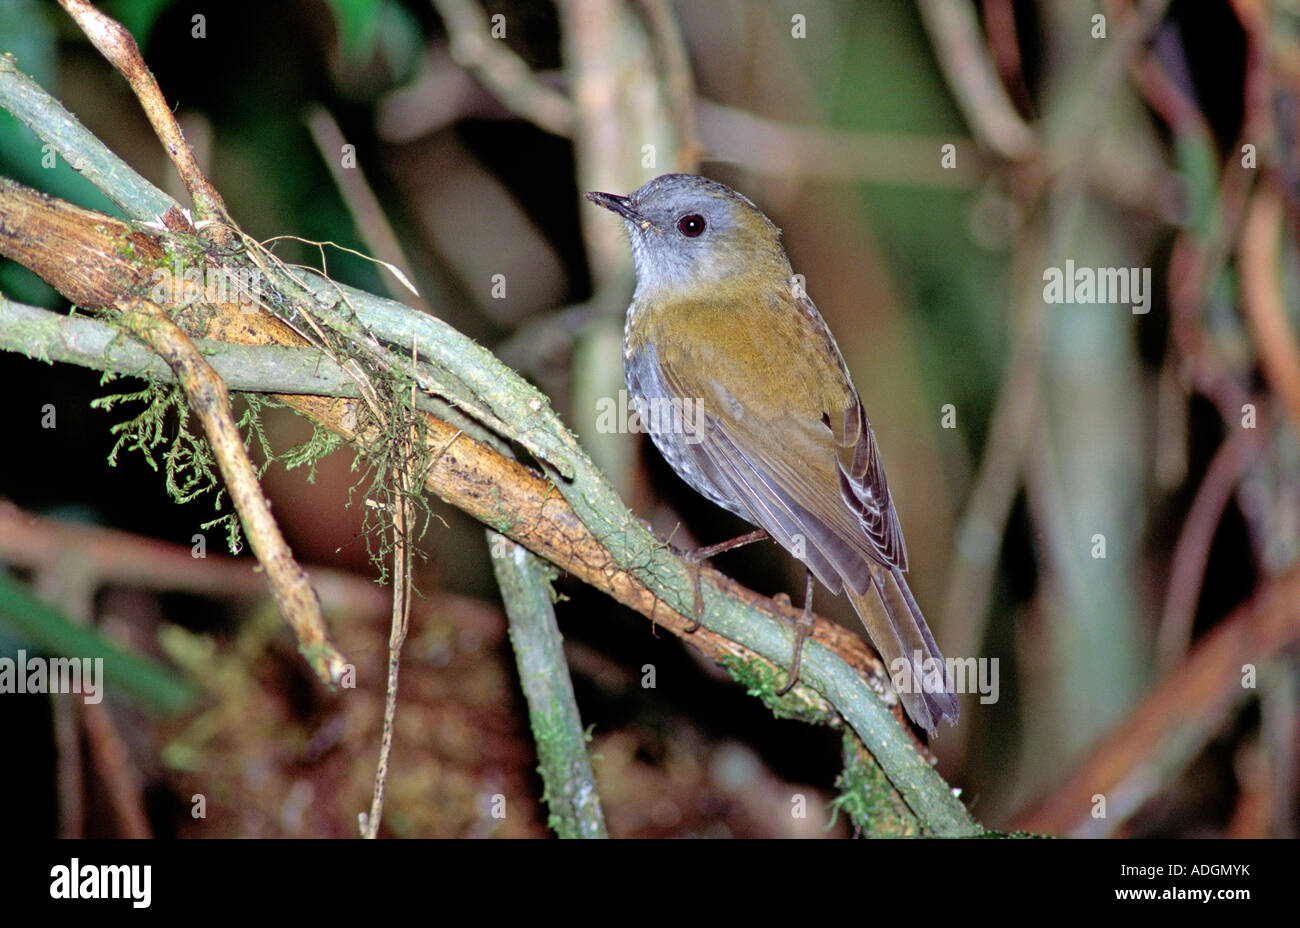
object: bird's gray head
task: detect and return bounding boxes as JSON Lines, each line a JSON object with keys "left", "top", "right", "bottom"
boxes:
{"left": 585, "top": 174, "right": 791, "bottom": 299}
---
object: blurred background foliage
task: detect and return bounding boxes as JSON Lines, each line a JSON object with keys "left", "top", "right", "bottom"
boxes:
{"left": 0, "top": 0, "right": 1296, "bottom": 837}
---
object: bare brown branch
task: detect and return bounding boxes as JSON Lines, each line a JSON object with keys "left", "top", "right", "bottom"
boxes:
{"left": 57, "top": 0, "right": 230, "bottom": 228}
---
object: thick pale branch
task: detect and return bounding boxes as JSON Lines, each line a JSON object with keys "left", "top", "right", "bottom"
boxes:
{"left": 492, "top": 533, "right": 608, "bottom": 838}
{"left": 1, "top": 298, "right": 356, "bottom": 396}
{"left": 0, "top": 54, "right": 177, "bottom": 219}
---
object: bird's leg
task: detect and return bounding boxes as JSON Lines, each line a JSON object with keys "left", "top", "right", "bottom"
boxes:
{"left": 776, "top": 568, "right": 816, "bottom": 696}
{"left": 680, "top": 529, "right": 769, "bottom": 632}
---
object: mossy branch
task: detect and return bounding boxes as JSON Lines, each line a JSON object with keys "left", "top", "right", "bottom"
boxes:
{"left": 491, "top": 532, "right": 607, "bottom": 838}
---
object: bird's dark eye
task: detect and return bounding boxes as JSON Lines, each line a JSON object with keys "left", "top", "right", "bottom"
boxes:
{"left": 677, "top": 214, "right": 706, "bottom": 237}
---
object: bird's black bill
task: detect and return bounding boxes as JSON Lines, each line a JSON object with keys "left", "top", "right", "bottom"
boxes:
{"left": 585, "top": 190, "right": 642, "bottom": 223}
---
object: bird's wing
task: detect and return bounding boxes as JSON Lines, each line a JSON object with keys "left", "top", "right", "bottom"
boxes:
{"left": 653, "top": 333, "right": 907, "bottom": 595}
{"left": 829, "top": 385, "right": 909, "bottom": 572}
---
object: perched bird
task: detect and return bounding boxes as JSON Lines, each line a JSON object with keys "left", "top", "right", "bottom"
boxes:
{"left": 586, "top": 173, "right": 959, "bottom": 732}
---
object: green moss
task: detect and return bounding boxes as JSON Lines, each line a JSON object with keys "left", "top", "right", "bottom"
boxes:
{"left": 718, "top": 653, "right": 835, "bottom": 725}
{"left": 830, "top": 730, "right": 920, "bottom": 837}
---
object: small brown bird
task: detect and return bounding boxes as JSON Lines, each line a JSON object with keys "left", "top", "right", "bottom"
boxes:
{"left": 587, "top": 174, "right": 958, "bottom": 732}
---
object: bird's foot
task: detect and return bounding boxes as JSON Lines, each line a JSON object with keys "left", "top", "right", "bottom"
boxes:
{"left": 776, "top": 569, "right": 817, "bottom": 695}
{"left": 679, "top": 529, "right": 769, "bottom": 633}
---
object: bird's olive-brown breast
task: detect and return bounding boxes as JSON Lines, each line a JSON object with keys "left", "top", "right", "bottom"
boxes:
{"left": 625, "top": 279, "right": 854, "bottom": 432}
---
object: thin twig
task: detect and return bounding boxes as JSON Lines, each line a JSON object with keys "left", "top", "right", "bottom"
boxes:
{"left": 53, "top": 1, "right": 347, "bottom": 681}
{"left": 1239, "top": 182, "right": 1300, "bottom": 430}
{"left": 916, "top": 0, "right": 1037, "bottom": 160}
{"left": 430, "top": 0, "right": 575, "bottom": 136}
{"left": 1156, "top": 424, "right": 1265, "bottom": 672}
{"left": 303, "top": 106, "right": 434, "bottom": 314}
{"left": 361, "top": 475, "right": 412, "bottom": 839}
{"left": 363, "top": 345, "right": 424, "bottom": 837}
{"left": 81, "top": 702, "right": 152, "bottom": 838}
{"left": 57, "top": 0, "right": 230, "bottom": 230}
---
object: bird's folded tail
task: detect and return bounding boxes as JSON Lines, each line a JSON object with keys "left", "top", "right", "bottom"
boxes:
{"left": 846, "top": 563, "right": 960, "bottom": 733}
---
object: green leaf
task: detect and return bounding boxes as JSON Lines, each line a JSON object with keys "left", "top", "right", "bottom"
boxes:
{"left": 0, "top": 573, "right": 200, "bottom": 714}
